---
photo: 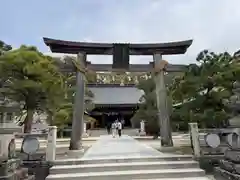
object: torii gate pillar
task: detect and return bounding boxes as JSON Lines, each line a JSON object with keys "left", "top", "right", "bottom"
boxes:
{"left": 69, "top": 53, "right": 86, "bottom": 150}
{"left": 153, "top": 54, "right": 173, "bottom": 147}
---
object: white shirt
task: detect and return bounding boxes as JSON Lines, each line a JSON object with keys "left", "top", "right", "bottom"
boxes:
{"left": 117, "top": 122, "right": 122, "bottom": 130}
{"left": 112, "top": 123, "right": 116, "bottom": 129}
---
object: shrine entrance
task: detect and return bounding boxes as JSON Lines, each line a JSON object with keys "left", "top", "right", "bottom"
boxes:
{"left": 90, "top": 106, "right": 136, "bottom": 129}
{"left": 43, "top": 37, "right": 193, "bottom": 149}
{"left": 87, "top": 83, "right": 143, "bottom": 129}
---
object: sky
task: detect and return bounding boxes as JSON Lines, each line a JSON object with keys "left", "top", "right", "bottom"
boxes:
{"left": 1, "top": 0, "right": 240, "bottom": 65}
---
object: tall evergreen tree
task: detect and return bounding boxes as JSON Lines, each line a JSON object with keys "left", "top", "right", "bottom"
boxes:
{"left": 0, "top": 45, "right": 63, "bottom": 132}
{"left": 170, "top": 50, "right": 240, "bottom": 128}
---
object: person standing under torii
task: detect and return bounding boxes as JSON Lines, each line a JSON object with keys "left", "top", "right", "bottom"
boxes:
{"left": 106, "top": 121, "right": 111, "bottom": 135}
{"left": 111, "top": 121, "right": 117, "bottom": 138}
{"left": 117, "top": 120, "right": 122, "bottom": 137}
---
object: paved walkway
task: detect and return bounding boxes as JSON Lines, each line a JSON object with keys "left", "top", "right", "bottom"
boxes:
{"left": 82, "top": 135, "right": 164, "bottom": 160}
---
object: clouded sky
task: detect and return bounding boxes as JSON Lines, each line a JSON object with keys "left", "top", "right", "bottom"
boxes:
{"left": 1, "top": 0, "right": 240, "bottom": 64}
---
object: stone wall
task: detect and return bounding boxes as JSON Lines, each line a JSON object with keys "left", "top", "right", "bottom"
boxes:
{"left": 22, "top": 161, "right": 52, "bottom": 180}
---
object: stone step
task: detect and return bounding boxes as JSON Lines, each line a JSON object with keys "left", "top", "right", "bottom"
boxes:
{"left": 46, "top": 168, "right": 205, "bottom": 180}
{"left": 50, "top": 160, "right": 199, "bottom": 174}
{"left": 138, "top": 178, "right": 211, "bottom": 180}
{"left": 53, "top": 154, "right": 193, "bottom": 165}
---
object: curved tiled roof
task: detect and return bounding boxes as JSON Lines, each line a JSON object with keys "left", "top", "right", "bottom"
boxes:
{"left": 43, "top": 37, "right": 193, "bottom": 55}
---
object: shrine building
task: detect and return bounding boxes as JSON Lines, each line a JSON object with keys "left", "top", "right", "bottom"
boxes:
{"left": 87, "top": 83, "right": 144, "bottom": 128}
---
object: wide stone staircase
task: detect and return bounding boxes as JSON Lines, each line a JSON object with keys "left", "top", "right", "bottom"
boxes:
{"left": 46, "top": 135, "right": 212, "bottom": 180}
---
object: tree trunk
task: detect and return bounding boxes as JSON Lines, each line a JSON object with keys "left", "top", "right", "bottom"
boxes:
{"left": 60, "top": 129, "right": 63, "bottom": 138}
{"left": 24, "top": 108, "right": 34, "bottom": 133}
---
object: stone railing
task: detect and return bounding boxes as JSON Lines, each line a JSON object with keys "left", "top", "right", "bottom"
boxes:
{"left": 15, "top": 126, "right": 57, "bottom": 162}
{"left": 189, "top": 122, "right": 240, "bottom": 179}
{"left": 14, "top": 126, "right": 57, "bottom": 180}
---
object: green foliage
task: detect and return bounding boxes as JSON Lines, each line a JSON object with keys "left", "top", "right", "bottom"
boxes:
{"left": 53, "top": 109, "right": 69, "bottom": 128}
{"left": 86, "top": 71, "right": 97, "bottom": 83}
{"left": 50, "top": 68, "right": 95, "bottom": 128}
{"left": 170, "top": 50, "right": 240, "bottom": 129}
{"left": 0, "top": 45, "right": 63, "bottom": 132}
{"left": 0, "top": 47, "right": 95, "bottom": 132}
{"left": 0, "top": 40, "right": 12, "bottom": 55}
{"left": 133, "top": 50, "right": 240, "bottom": 133}
{"left": 131, "top": 77, "right": 159, "bottom": 135}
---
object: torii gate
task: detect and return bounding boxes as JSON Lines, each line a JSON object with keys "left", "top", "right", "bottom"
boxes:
{"left": 43, "top": 37, "right": 192, "bottom": 150}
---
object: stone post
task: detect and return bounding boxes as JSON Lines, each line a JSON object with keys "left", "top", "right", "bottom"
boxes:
{"left": 82, "top": 122, "right": 89, "bottom": 138}
{"left": 0, "top": 133, "right": 14, "bottom": 159}
{"left": 12, "top": 112, "right": 16, "bottom": 122}
{"left": 139, "top": 120, "right": 146, "bottom": 136}
{"left": 2, "top": 112, "right": 7, "bottom": 124}
{"left": 153, "top": 54, "right": 173, "bottom": 147}
{"left": 189, "top": 123, "right": 200, "bottom": 158}
{"left": 69, "top": 53, "right": 86, "bottom": 150}
{"left": 83, "top": 122, "right": 86, "bottom": 133}
{"left": 0, "top": 113, "right": 24, "bottom": 179}
{"left": 214, "top": 130, "right": 240, "bottom": 179}
{"left": 46, "top": 126, "right": 57, "bottom": 161}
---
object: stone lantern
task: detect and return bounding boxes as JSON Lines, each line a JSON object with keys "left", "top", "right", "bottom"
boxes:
{"left": 0, "top": 100, "right": 27, "bottom": 179}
